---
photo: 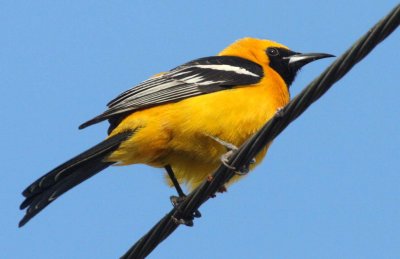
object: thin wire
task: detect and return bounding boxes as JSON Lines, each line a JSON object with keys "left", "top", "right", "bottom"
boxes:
{"left": 122, "top": 4, "right": 400, "bottom": 259}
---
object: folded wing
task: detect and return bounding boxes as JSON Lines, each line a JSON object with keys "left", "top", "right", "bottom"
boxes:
{"left": 79, "top": 56, "right": 264, "bottom": 132}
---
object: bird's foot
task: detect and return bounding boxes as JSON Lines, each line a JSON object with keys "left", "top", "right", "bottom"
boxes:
{"left": 221, "top": 150, "right": 256, "bottom": 175}
{"left": 171, "top": 216, "right": 194, "bottom": 227}
{"left": 170, "top": 195, "right": 201, "bottom": 226}
{"left": 207, "top": 134, "right": 255, "bottom": 175}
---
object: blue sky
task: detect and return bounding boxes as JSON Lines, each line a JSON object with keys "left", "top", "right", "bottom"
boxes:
{"left": 1, "top": 1, "right": 399, "bottom": 258}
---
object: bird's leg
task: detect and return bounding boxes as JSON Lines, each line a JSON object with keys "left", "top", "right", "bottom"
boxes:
{"left": 165, "top": 165, "right": 185, "bottom": 198}
{"left": 165, "top": 165, "right": 201, "bottom": 227}
{"left": 207, "top": 134, "right": 256, "bottom": 175}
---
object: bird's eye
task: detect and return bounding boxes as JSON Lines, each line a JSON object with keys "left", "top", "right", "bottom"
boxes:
{"left": 267, "top": 47, "right": 279, "bottom": 57}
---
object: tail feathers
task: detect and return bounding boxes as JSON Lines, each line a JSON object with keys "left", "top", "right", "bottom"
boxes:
{"left": 19, "top": 131, "right": 133, "bottom": 227}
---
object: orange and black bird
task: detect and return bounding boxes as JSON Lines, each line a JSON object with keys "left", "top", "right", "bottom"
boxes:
{"left": 19, "top": 37, "right": 333, "bottom": 227}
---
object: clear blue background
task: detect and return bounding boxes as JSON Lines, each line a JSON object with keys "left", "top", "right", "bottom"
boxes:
{"left": 1, "top": 1, "right": 399, "bottom": 258}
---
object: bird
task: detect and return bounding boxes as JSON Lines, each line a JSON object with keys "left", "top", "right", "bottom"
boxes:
{"left": 19, "top": 37, "right": 333, "bottom": 227}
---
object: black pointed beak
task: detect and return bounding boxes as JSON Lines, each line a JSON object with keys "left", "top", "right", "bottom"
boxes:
{"left": 287, "top": 52, "right": 335, "bottom": 69}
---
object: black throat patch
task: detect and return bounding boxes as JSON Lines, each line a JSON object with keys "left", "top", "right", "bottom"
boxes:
{"left": 267, "top": 47, "right": 298, "bottom": 87}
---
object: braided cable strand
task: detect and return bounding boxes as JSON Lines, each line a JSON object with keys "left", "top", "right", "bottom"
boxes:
{"left": 122, "top": 4, "right": 399, "bottom": 259}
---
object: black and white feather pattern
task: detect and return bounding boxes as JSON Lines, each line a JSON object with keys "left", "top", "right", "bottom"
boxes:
{"left": 79, "top": 56, "right": 263, "bottom": 130}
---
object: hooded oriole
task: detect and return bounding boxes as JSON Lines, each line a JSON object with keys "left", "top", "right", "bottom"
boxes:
{"left": 19, "top": 37, "right": 333, "bottom": 227}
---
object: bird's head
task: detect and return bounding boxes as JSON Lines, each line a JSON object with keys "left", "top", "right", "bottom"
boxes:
{"left": 219, "top": 37, "right": 334, "bottom": 87}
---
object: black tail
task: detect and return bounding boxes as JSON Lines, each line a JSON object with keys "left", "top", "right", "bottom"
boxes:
{"left": 19, "top": 131, "right": 133, "bottom": 227}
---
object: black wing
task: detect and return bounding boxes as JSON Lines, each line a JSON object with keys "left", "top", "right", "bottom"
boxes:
{"left": 79, "top": 56, "right": 263, "bottom": 131}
